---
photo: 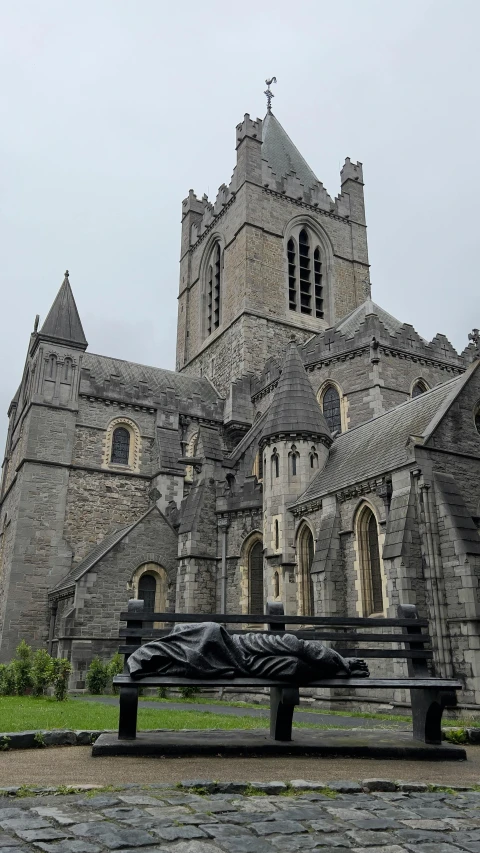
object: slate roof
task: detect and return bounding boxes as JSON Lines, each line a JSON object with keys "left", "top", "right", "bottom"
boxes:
{"left": 51, "top": 507, "right": 156, "bottom": 594}
{"left": 81, "top": 353, "right": 221, "bottom": 406}
{"left": 39, "top": 272, "right": 88, "bottom": 349}
{"left": 262, "top": 112, "right": 318, "bottom": 188}
{"left": 333, "top": 298, "right": 404, "bottom": 339}
{"left": 292, "top": 373, "right": 469, "bottom": 507}
{"left": 262, "top": 341, "right": 331, "bottom": 442}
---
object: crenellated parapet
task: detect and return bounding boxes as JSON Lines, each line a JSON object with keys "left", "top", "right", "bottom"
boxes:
{"left": 340, "top": 157, "right": 364, "bottom": 185}
{"left": 236, "top": 113, "right": 263, "bottom": 146}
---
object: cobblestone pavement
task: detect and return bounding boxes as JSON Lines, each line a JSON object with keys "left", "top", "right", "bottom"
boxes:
{"left": 2, "top": 782, "right": 480, "bottom": 853}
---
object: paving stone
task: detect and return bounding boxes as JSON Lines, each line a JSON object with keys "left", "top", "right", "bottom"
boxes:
{"left": 217, "top": 838, "right": 276, "bottom": 853}
{"left": 351, "top": 819, "right": 398, "bottom": 830}
{"left": 450, "top": 844, "right": 480, "bottom": 852}
{"left": 251, "top": 820, "right": 307, "bottom": 835}
{"left": 328, "top": 782, "right": 364, "bottom": 794}
{"left": 81, "top": 796, "right": 123, "bottom": 808}
{"left": 145, "top": 806, "right": 192, "bottom": 821}
{"left": 301, "top": 835, "right": 354, "bottom": 847}
{"left": 0, "top": 834, "right": 23, "bottom": 847}
{"left": 270, "top": 835, "right": 349, "bottom": 851}
{"left": 180, "top": 780, "right": 219, "bottom": 793}
{"left": 102, "top": 806, "right": 147, "bottom": 821}
{"left": 176, "top": 814, "right": 220, "bottom": 825}
{"left": 351, "top": 847, "right": 407, "bottom": 853}
{"left": 414, "top": 808, "right": 461, "bottom": 818}
{"left": 401, "top": 819, "right": 453, "bottom": 830}
{"left": 288, "top": 780, "right": 328, "bottom": 791}
{"left": 32, "top": 806, "right": 102, "bottom": 825}
{"left": 362, "top": 780, "right": 398, "bottom": 792}
{"left": 150, "top": 825, "right": 207, "bottom": 841}
{"left": 270, "top": 806, "right": 327, "bottom": 821}
{"left": 402, "top": 846, "right": 468, "bottom": 853}
{"left": 118, "top": 795, "right": 166, "bottom": 806}
{"left": 250, "top": 783, "right": 287, "bottom": 795}
{"left": 308, "top": 818, "right": 342, "bottom": 832}
{"left": 0, "top": 818, "right": 51, "bottom": 831}
{"left": 198, "top": 824, "right": 253, "bottom": 838}
{"left": 0, "top": 849, "right": 30, "bottom": 853}
{"left": 346, "top": 829, "right": 399, "bottom": 846}
{"left": 0, "top": 811, "right": 29, "bottom": 820}
{"left": 119, "top": 843, "right": 224, "bottom": 853}
{"left": 396, "top": 782, "right": 429, "bottom": 793}
{"left": 192, "top": 803, "right": 240, "bottom": 814}
{"left": 70, "top": 821, "right": 155, "bottom": 848}
{"left": 14, "top": 827, "right": 68, "bottom": 842}
{"left": 34, "top": 841, "right": 102, "bottom": 853}
{"left": 230, "top": 799, "right": 278, "bottom": 813}
{"left": 326, "top": 808, "right": 375, "bottom": 821}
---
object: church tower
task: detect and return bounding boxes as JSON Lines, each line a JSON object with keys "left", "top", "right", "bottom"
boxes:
{"left": 176, "top": 98, "right": 370, "bottom": 396}
{"left": 0, "top": 272, "right": 87, "bottom": 661}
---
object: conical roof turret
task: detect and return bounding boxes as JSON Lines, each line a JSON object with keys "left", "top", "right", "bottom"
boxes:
{"left": 262, "top": 112, "right": 318, "bottom": 188}
{"left": 39, "top": 271, "right": 88, "bottom": 350}
{"left": 261, "top": 340, "right": 332, "bottom": 444}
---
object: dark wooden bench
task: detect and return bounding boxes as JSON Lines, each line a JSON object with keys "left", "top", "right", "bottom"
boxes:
{"left": 113, "top": 600, "right": 462, "bottom": 745}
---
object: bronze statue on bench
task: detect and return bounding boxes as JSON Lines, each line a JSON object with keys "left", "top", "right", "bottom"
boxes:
{"left": 127, "top": 621, "right": 370, "bottom": 682}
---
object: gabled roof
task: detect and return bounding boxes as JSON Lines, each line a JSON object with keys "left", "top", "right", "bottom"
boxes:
{"left": 333, "top": 298, "right": 404, "bottom": 339}
{"left": 292, "top": 369, "right": 476, "bottom": 507}
{"left": 262, "top": 341, "right": 331, "bottom": 442}
{"left": 39, "top": 271, "right": 88, "bottom": 349}
{"left": 262, "top": 112, "right": 318, "bottom": 188}
{"left": 50, "top": 506, "right": 157, "bottom": 594}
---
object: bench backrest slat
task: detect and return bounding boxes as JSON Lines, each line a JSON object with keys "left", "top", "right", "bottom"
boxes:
{"left": 118, "top": 611, "right": 429, "bottom": 628}
{"left": 119, "top": 627, "right": 430, "bottom": 644}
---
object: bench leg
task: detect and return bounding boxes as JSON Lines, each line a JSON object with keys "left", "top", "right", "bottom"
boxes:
{"left": 118, "top": 686, "right": 139, "bottom": 740}
{"left": 270, "top": 687, "right": 300, "bottom": 741}
{"left": 411, "top": 688, "right": 457, "bottom": 744}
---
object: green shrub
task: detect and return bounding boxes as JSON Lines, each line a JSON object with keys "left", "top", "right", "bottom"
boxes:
{"left": 157, "top": 686, "right": 168, "bottom": 699}
{"left": 31, "top": 649, "right": 55, "bottom": 697}
{"left": 52, "top": 658, "right": 72, "bottom": 702}
{"left": 0, "top": 663, "right": 16, "bottom": 696}
{"left": 108, "top": 653, "right": 124, "bottom": 694}
{"left": 178, "top": 686, "right": 200, "bottom": 700}
{"left": 12, "top": 640, "right": 33, "bottom": 695}
{"left": 86, "top": 657, "right": 109, "bottom": 695}
{"left": 444, "top": 727, "right": 468, "bottom": 744}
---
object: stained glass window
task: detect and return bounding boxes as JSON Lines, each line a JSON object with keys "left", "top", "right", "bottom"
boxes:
{"left": 322, "top": 386, "right": 341, "bottom": 433}
{"left": 111, "top": 427, "right": 130, "bottom": 465}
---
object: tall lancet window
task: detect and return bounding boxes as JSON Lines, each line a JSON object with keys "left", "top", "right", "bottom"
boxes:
{"left": 206, "top": 242, "right": 222, "bottom": 336}
{"left": 286, "top": 226, "right": 324, "bottom": 319}
{"left": 322, "top": 385, "right": 341, "bottom": 434}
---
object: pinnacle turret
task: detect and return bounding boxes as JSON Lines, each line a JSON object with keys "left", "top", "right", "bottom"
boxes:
{"left": 262, "top": 340, "right": 332, "bottom": 444}
{"left": 39, "top": 271, "right": 88, "bottom": 350}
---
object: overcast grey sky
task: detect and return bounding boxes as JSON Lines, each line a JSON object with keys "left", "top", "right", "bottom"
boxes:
{"left": 1, "top": 0, "right": 479, "bottom": 452}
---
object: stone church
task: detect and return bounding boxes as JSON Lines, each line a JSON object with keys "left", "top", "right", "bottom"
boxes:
{"left": 1, "top": 102, "right": 480, "bottom": 707}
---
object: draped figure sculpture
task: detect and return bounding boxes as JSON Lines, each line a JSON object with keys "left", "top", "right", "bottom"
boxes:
{"left": 127, "top": 621, "right": 369, "bottom": 682}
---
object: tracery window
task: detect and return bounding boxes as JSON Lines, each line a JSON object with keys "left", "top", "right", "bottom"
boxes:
{"left": 412, "top": 379, "right": 428, "bottom": 398}
{"left": 286, "top": 227, "right": 324, "bottom": 318}
{"left": 356, "top": 505, "right": 384, "bottom": 617}
{"left": 206, "top": 242, "right": 222, "bottom": 336}
{"left": 111, "top": 427, "right": 130, "bottom": 465}
{"left": 249, "top": 540, "right": 264, "bottom": 615}
{"left": 322, "top": 385, "right": 341, "bottom": 434}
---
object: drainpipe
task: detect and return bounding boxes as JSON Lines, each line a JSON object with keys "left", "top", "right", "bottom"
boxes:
{"left": 218, "top": 517, "right": 230, "bottom": 614}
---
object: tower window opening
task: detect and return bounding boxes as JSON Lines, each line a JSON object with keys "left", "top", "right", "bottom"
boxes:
{"left": 309, "top": 445, "right": 319, "bottom": 469}
{"left": 412, "top": 380, "right": 428, "bottom": 398}
{"left": 314, "top": 247, "right": 324, "bottom": 319}
{"left": 298, "top": 229, "right": 311, "bottom": 315}
{"left": 287, "top": 238, "right": 297, "bottom": 311}
{"left": 273, "top": 571, "right": 280, "bottom": 598}
{"left": 111, "top": 427, "right": 130, "bottom": 465}
{"left": 322, "top": 385, "right": 342, "bottom": 434}
{"left": 274, "top": 519, "right": 279, "bottom": 550}
{"left": 272, "top": 449, "right": 279, "bottom": 478}
{"left": 206, "top": 243, "right": 222, "bottom": 337}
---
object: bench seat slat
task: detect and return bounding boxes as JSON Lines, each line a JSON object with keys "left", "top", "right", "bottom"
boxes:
{"left": 113, "top": 674, "right": 462, "bottom": 690}
{"left": 118, "top": 628, "right": 430, "bottom": 644}
{"left": 119, "top": 612, "right": 429, "bottom": 628}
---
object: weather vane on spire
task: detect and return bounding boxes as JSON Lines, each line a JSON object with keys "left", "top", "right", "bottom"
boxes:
{"left": 264, "top": 77, "right": 277, "bottom": 113}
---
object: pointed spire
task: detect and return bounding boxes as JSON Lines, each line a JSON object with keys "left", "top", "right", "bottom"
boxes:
{"left": 262, "top": 340, "right": 332, "bottom": 444}
{"left": 262, "top": 111, "right": 319, "bottom": 189}
{"left": 39, "top": 271, "right": 88, "bottom": 350}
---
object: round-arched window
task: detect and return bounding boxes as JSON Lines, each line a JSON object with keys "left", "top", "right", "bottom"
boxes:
{"left": 111, "top": 427, "right": 130, "bottom": 465}
{"left": 138, "top": 573, "right": 156, "bottom": 613}
{"left": 322, "top": 385, "right": 341, "bottom": 434}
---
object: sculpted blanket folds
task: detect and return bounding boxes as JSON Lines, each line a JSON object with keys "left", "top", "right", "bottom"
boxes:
{"left": 127, "top": 622, "right": 369, "bottom": 682}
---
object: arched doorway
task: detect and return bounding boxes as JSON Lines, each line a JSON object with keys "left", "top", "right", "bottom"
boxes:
{"left": 298, "top": 524, "right": 315, "bottom": 615}
{"left": 248, "top": 540, "right": 264, "bottom": 615}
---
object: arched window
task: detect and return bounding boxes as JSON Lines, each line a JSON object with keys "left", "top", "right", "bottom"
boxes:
{"left": 47, "top": 355, "right": 57, "bottom": 380}
{"left": 138, "top": 573, "right": 156, "bottom": 612}
{"left": 412, "top": 379, "right": 428, "bottom": 398}
{"left": 249, "top": 541, "right": 264, "bottom": 615}
{"left": 206, "top": 242, "right": 222, "bottom": 337}
{"left": 356, "top": 505, "right": 384, "bottom": 616}
{"left": 62, "top": 358, "right": 73, "bottom": 382}
{"left": 111, "top": 427, "right": 130, "bottom": 465}
{"left": 322, "top": 385, "right": 341, "bottom": 434}
{"left": 272, "top": 448, "right": 279, "bottom": 478}
{"left": 273, "top": 571, "right": 280, "bottom": 599}
{"left": 298, "top": 524, "right": 315, "bottom": 616}
{"left": 286, "top": 226, "right": 324, "bottom": 319}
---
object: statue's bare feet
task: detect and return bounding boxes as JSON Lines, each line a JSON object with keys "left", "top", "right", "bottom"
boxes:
{"left": 334, "top": 658, "right": 370, "bottom": 678}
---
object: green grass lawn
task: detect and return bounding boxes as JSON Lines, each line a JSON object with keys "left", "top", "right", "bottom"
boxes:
{"left": 0, "top": 696, "right": 340, "bottom": 733}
